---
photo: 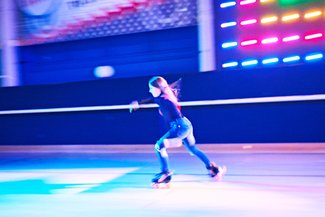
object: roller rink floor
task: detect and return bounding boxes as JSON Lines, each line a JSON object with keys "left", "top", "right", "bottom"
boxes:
{"left": 0, "top": 144, "right": 324, "bottom": 217}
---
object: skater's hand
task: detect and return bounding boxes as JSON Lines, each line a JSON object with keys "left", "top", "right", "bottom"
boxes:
{"left": 129, "top": 101, "right": 140, "bottom": 113}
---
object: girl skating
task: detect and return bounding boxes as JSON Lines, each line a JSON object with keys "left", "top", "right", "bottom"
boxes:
{"left": 130, "top": 76, "right": 226, "bottom": 187}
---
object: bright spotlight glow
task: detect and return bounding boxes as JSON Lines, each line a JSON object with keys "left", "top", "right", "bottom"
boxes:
{"left": 94, "top": 66, "right": 115, "bottom": 78}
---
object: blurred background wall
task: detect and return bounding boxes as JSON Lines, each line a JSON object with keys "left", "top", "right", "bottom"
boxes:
{"left": 0, "top": 0, "right": 324, "bottom": 145}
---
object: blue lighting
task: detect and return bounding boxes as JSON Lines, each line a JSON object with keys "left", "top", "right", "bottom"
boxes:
{"left": 241, "top": 59, "right": 258, "bottom": 67}
{"left": 283, "top": 56, "right": 301, "bottom": 63}
{"left": 222, "top": 41, "right": 238, "bottom": 48}
{"left": 221, "top": 22, "right": 237, "bottom": 28}
{"left": 222, "top": 61, "right": 238, "bottom": 68}
{"left": 305, "top": 53, "right": 323, "bottom": 61}
{"left": 262, "top": 57, "right": 279, "bottom": 65}
{"left": 220, "top": 1, "right": 236, "bottom": 8}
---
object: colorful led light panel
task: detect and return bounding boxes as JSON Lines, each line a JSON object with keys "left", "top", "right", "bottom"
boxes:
{"left": 216, "top": 0, "right": 325, "bottom": 69}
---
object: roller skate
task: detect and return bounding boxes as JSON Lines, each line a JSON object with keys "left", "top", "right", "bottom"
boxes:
{"left": 151, "top": 171, "right": 173, "bottom": 188}
{"left": 208, "top": 162, "right": 227, "bottom": 181}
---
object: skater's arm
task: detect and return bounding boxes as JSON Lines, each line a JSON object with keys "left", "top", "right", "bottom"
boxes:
{"left": 138, "top": 98, "right": 154, "bottom": 104}
{"left": 129, "top": 97, "right": 154, "bottom": 113}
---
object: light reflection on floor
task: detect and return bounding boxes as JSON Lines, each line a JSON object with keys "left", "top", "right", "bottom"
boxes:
{"left": 0, "top": 149, "right": 324, "bottom": 217}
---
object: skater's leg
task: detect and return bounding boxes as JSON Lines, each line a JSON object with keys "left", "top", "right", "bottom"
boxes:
{"left": 182, "top": 127, "right": 212, "bottom": 169}
{"left": 155, "top": 133, "right": 171, "bottom": 173}
{"left": 153, "top": 136, "right": 174, "bottom": 184}
{"left": 183, "top": 140, "right": 212, "bottom": 169}
{"left": 183, "top": 136, "right": 225, "bottom": 177}
{"left": 155, "top": 146, "right": 170, "bottom": 173}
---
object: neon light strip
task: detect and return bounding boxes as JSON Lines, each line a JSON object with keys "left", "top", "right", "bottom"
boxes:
{"left": 242, "top": 10, "right": 323, "bottom": 26}
{"left": 241, "top": 39, "right": 258, "bottom": 46}
{"left": 227, "top": 31, "right": 323, "bottom": 47}
{"left": 282, "top": 13, "right": 300, "bottom": 22}
{"left": 241, "top": 59, "right": 258, "bottom": 66}
{"left": 260, "top": 0, "right": 275, "bottom": 3}
{"left": 240, "top": 19, "right": 257, "bottom": 26}
{"left": 282, "top": 35, "right": 300, "bottom": 42}
{"left": 221, "top": 22, "right": 237, "bottom": 28}
{"left": 283, "top": 56, "right": 300, "bottom": 62}
{"left": 220, "top": 1, "right": 236, "bottom": 8}
{"left": 304, "top": 11, "right": 322, "bottom": 19}
{"left": 222, "top": 42, "right": 238, "bottom": 48}
{"left": 1, "top": 95, "right": 325, "bottom": 115}
{"left": 240, "top": 0, "right": 256, "bottom": 5}
{"left": 305, "top": 33, "right": 323, "bottom": 40}
{"left": 261, "top": 37, "right": 278, "bottom": 44}
{"left": 261, "top": 16, "right": 278, "bottom": 24}
{"left": 305, "top": 53, "right": 323, "bottom": 61}
{"left": 222, "top": 62, "right": 238, "bottom": 68}
{"left": 262, "top": 57, "right": 279, "bottom": 64}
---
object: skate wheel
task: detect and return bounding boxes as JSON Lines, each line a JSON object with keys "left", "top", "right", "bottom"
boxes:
{"left": 151, "top": 182, "right": 171, "bottom": 189}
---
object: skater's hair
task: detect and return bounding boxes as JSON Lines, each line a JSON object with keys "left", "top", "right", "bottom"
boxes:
{"left": 149, "top": 76, "right": 181, "bottom": 105}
